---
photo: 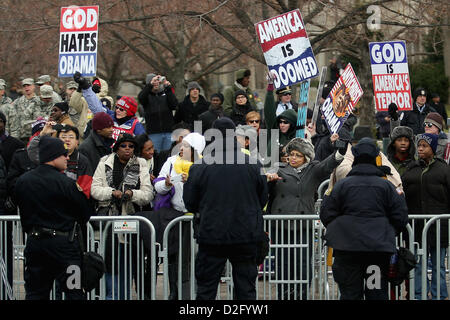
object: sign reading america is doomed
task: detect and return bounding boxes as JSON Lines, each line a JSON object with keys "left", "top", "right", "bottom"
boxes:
{"left": 369, "top": 40, "right": 412, "bottom": 111}
{"left": 255, "top": 9, "right": 319, "bottom": 89}
{"left": 59, "top": 6, "right": 99, "bottom": 77}
{"left": 321, "top": 63, "right": 363, "bottom": 134}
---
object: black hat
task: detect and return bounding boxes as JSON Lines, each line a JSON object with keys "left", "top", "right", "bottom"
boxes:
{"left": 210, "top": 93, "right": 224, "bottom": 103}
{"left": 234, "top": 90, "right": 248, "bottom": 100}
{"left": 113, "top": 133, "right": 137, "bottom": 152}
{"left": 54, "top": 102, "right": 69, "bottom": 113}
{"left": 352, "top": 125, "right": 373, "bottom": 142}
{"left": 276, "top": 86, "right": 292, "bottom": 95}
{"left": 212, "top": 117, "right": 236, "bottom": 136}
{"left": 351, "top": 137, "right": 379, "bottom": 160}
{"left": 413, "top": 87, "right": 427, "bottom": 101}
{"left": 39, "top": 136, "right": 68, "bottom": 164}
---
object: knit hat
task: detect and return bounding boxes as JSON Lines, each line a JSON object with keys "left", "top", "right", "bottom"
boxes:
{"left": 113, "top": 133, "right": 137, "bottom": 152}
{"left": 424, "top": 112, "right": 443, "bottom": 131}
{"left": 31, "top": 117, "right": 46, "bottom": 135}
{"left": 0, "top": 111, "right": 6, "bottom": 124}
{"left": 116, "top": 96, "right": 138, "bottom": 117}
{"left": 54, "top": 102, "right": 69, "bottom": 113}
{"left": 212, "top": 117, "right": 236, "bottom": 135}
{"left": 235, "top": 69, "right": 251, "bottom": 81}
{"left": 92, "top": 112, "right": 114, "bottom": 131}
{"left": 39, "top": 136, "right": 68, "bottom": 164}
{"left": 351, "top": 137, "right": 379, "bottom": 160}
{"left": 187, "top": 81, "right": 201, "bottom": 92}
{"left": 210, "top": 93, "right": 224, "bottom": 102}
{"left": 183, "top": 132, "right": 206, "bottom": 155}
{"left": 416, "top": 133, "right": 439, "bottom": 154}
{"left": 146, "top": 73, "right": 157, "bottom": 85}
{"left": 234, "top": 90, "right": 248, "bottom": 100}
{"left": 285, "top": 138, "right": 315, "bottom": 163}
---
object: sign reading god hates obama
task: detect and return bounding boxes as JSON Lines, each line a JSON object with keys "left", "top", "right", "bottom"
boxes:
{"left": 59, "top": 6, "right": 99, "bottom": 78}
{"left": 255, "top": 9, "right": 318, "bottom": 89}
{"left": 369, "top": 40, "right": 412, "bottom": 111}
{"left": 321, "top": 64, "right": 363, "bottom": 134}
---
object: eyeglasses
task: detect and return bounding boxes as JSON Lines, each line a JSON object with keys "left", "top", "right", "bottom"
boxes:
{"left": 120, "top": 143, "right": 135, "bottom": 149}
{"left": 60, "top": 134, "right": 76, "bottom": 140}
{"left": 282, "top": 93, "right": 292, "bottom": 96}
{"left": 248, "top": 120, "right": 260, "bottom": 124}
{"left": 424, "top": 122, "right": 434, "bottom": 128}
{"left": 236, "top": 96, "right": 247, "bottom": 100}
{"left": 117, "top": 107, "right": 126, "bottom": 112}
{"left": 279, "top": 120, "right": 289, "bottom": 124}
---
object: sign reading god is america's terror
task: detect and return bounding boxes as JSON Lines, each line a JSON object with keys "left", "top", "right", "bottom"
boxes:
{"left": 369, "top": 40, "right": 412, "bottom": 111}
{"left": 59, "top": 6, "right": 99, "bottom": 77}
{"left": 255, "top": 9, "right": 318, "bottom": 89}
{"left": 321, "top": 64, "right": 363, "bottom": 134}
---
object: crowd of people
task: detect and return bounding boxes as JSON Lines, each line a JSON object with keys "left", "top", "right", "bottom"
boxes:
{"left": 0, "top": 67, "right": 448, "bottom": 301}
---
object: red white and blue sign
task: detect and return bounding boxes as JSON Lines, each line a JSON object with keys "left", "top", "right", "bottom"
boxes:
{"left": 255, "top": 9, "right": 318, "bottom": 89}
{"left": 59, "top": 6, "right": 99, "bottom": 77}
{"left": 369, "top": 40, "right": 412, "bottom": 111}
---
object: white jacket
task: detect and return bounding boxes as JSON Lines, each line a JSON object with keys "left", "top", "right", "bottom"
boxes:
{"left": 91, "top": 153, "right": 153, "bottom": 215}
{"left": 154, "top": 155, "right": 188, "bottom": 213}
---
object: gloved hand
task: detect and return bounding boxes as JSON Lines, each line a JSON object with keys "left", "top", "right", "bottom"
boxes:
{"left": 334, "top": 139, "right": 349, "bottom": 156}
{"left": 73, "top": 71, "right": 91, "bottom": 90}
{"left": 388, "top": 103, "right": 398, "bottom": 121}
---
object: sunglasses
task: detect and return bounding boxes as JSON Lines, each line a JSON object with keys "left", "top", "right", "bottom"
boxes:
{"left": 282, "top": 92, "right": 292, "bottom": 96}
{"left": 248, "top": 120, "right": 260, "bottom": 124}
{"left": 424, "top": 122, "right": 434, "bottom": 128}
{"left": 279, "top": 120, "right": 289, "bottom": 124}
{"left": 120, "top": 143, "right": 135, "bottom": 149}
{"left": 117, "top": 107, "right": 126, "bottom": 112}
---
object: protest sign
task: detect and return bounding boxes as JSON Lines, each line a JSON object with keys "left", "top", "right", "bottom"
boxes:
{"left": 369, "top": 40, "right": 412, "bottom": 111}
{"left": 255, "top": 9, "right": 319, "bottom": 89}
{"left": 321, "top": 63, "right": 363, "bottom": 134}
{"left": 296, "top": 80, "right": 310, "bottom": 138}
{"left": 59, "top": 6, "right": 99, "bottom": 77}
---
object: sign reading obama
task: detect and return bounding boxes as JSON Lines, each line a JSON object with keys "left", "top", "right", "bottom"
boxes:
{"left": 321, "top": 64, "right": 363, "bottom": 134}
{"left": 255, "top": 9, "right": 319, "bottom": 89}
{"left": 59, "top": 6, "right": 99, "bottom": 77}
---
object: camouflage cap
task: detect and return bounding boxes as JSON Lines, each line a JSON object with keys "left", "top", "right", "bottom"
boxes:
{"left": 22, "top": 78, "right": 34, "bottom": 86}
{"left": 0, "top": 79, "right": 6, "bottom": 87}
{"left": 66, "top": 80, "right": 79, "bottom": 89}
{"left": 40, "top": 84, "right": 54, "bottom": 98}
{"left": 36, "top": 74, "right": 51, "bottom": 85}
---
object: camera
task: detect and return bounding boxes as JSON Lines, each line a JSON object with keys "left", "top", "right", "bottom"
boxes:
{"left": 334, "top": 139, "right": 346, "bottom": 150}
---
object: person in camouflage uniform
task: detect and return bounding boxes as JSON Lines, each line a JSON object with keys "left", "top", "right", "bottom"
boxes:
{"left": 36, "top": 75, "right": 63, "bottom": 103}
{"left": 0, "top": 80, "right": 12, "bottom": 115}
{"left": 37, "top": 84, "right": 56, "bottom": 118}
{"left": 6, "top": 78, "right": 42, "bottom": 142}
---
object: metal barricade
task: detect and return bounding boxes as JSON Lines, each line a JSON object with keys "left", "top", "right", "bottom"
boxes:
{"left": 0, "top": 215, "right": 156, "bottom": 300}
{"left": 419, "top": 214, "right": 450, "bottom": 301}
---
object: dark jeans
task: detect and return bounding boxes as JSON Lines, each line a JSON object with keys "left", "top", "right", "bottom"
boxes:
{"left": 273, "top": 228, "right": 313, "bottom": 300}
{"left": 24, "top": 235, "right": 85, "bottom": 300}
{"left": 195, "top": 243, "right": 258, "bottom": 300}
{"left": 332, "top": 251, "right": 391, "bottom": 300}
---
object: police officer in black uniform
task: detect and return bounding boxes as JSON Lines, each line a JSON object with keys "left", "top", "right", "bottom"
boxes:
{"left": 15, "top": 136, "right": 94, "bottom": 300}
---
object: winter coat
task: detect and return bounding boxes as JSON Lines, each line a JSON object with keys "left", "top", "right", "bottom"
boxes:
{"left": 78, "top": 131, "right": 115, "bottom": 171}
{"left": 0, "top": 155, "right": 7, "bottom": 215}
{"left": 183, "top": 142, "right": 268, "bottom": 245}
{"left": 137, "top": 84, "right": 178, "bottom": 134}
{"left": 268, "top": 152, "right": 343, "bottom": 222}
{"left": 320, "top": 164, "right": 408, "bottom": 253}
{"left": 198, "top": 106, "right": 224, "bottom": 133}
{"left": 223, "top": 71, "right": 257, "bottom": 116}
{"left": 0, "top": 133, "right": 25, "bottom": 170}
{"left": 402, "top": 158, "right": 450, "bottom": 246}
{"left": 386, "top": 126, "right": 416, "bottom": 177}
{"left": 174, "top": 95, "right": 209, "bottom": 126}
{"left": 399, "top": 103, "right": 436, "bottom": 135}
{"left": 91, "top": 153, "right": 153, "bottom": 215}
{"left": 230, "top": 102, "right": 255, "bottom": 126}
{"left": 6, "top": 148, "right": 37, "bottom": 204}
{"left": 154, "top": 155, "right": 189, "bottom": 213}
{"left": 376, "top": 111, "right": 391, "bottom": 136}
{"left": 328, "top": 144, "right": 403, "bottom": 193}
